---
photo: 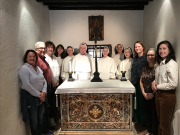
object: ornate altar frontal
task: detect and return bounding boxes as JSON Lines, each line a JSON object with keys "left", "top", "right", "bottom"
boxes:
{"left": 61, "top": 94, "right": 131, "bottom": 131}
{"left": 56, "top": 80, "right": 135, "bottom": 131}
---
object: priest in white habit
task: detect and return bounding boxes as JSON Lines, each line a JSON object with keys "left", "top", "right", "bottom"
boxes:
{"left": 61, "top": 46, "right": 74, "bottom": 81}
{"left": 98, "top": 47, "right": 117, "bottom": 79}
{"left": 71, "top": 42, "right": 95, "bottom": 80}
{"left": 113, "top": 44, "right": 124, "bottom": 68}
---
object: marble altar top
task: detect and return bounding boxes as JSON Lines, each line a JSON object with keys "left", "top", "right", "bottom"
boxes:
{"left": 55, "top": 80, "right": 135, "bottom": 94}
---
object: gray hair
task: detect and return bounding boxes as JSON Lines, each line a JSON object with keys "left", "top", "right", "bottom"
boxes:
{"left": 115, "top": 44, "right": 124, "bottom": 51}
{"left": 35, "top": 41, "right": 45, "bottom": 49}
{"left": 79, "top": 42, "right": 87, "bottom": 50}
{"left": 103, "top": 46, "right": 109, "bottom": 53}
{"left": 147, "top": 48, "right": 156, "bottom": 54}
{"left": 145, "top": 48, "right": 156, "bottom": 60}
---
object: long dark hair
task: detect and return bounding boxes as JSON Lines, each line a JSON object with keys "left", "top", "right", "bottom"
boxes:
{"left": 156, "top": 40, "right": 176, "bottom": 64}
{"left": 23, "top": 50, "right": 38, "bottom": 63}
{"left": 54, "top": 44, "right": 66, "bottom": 59}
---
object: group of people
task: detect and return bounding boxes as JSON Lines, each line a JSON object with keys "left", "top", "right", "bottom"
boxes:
{"left": 18, "top": 40, "right": 178, "bottom": 135}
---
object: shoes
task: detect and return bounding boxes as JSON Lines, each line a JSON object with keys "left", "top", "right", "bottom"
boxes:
{"left": 42, "top": 130, "right": 54, "bottom": 135}
{"left": 49, "top": 118, "right": 56, "bottom": 126}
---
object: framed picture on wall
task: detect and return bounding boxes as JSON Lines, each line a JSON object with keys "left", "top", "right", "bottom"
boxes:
{"left": 89, "top": 16, "right": 104, "bottom": 41}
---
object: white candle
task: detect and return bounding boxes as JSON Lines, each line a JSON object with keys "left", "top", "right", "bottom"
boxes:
{"left": 69, "top": 61, "right": 71, "bottom": 72}
{"left": 122, "top": 61, "right": 124, "bottom": 71}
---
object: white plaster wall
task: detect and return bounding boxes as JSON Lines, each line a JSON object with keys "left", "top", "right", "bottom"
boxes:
{"left": 50, "top": 10, "right": 143, "bottom": 56}
{"left": 0, "top": 0, "right": 50, "bottom": 135}
{"left": 144, "top": 0, "right": 180, "bottom": 110}
{"left": 144, "top": 1, "right": 180, "bottom": 134}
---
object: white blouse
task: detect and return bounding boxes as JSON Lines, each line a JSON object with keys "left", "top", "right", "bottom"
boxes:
{"left": 45, "top": 54, "right": 60, "bottom": 83}
{"left": 155, "top": 59, "right": 178, "bottom": 90}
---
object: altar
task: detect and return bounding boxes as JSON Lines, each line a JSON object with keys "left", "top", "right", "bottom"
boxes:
{"left": 55, "top": 80, "right": 135, "bottom": 131}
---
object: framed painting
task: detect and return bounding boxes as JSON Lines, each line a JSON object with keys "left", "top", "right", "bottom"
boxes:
{"left": 89, "top": 16, "right": 104, "bottom": 41}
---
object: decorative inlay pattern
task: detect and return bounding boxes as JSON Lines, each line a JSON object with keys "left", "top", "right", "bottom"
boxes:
{"left": 61, "top": 94, "right": 131, "bottom": 130}
{"left": 88, "top": 104, "right": 103, "bottom": 119}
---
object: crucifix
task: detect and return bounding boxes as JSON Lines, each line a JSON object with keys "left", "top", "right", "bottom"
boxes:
{"left": 91, "top": 27, "right": 102, "bottom": 82}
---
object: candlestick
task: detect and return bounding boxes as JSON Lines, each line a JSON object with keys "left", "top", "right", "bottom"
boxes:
{"left": 68, "top": 71, "right": 74, "bottom": 81}
{"left": 122, "top": 61, "right": 124, "bottom": 71}
{"left": 69, "top": 61, "right": 71, "bottom": 72}
{"left": 120, "top": 71, "right": 127, "bottom": 81}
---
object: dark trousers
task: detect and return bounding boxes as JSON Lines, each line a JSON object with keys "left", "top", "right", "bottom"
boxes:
{"left": 26, "top": 92, "right": 44, "bottom": 135}
{"left": 48, "top": 83, "right": 60, "bottom": 123}
{"left": 155, "top": 90, "right": 176, "bottom": 135}
{"left": 133, "top": 81, "right": 146, "bottom": 126}
{"left": 143, "top": 96, "right": 159, "bottom": 135}
{"left": 47, "top": 83, "right": 56, "bottom": 118}
{"left": 42, "top": 84, "right": 51, "bottom": 133}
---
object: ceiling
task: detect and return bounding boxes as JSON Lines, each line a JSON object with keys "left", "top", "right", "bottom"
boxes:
{"left": 36, "top": 0, "right": 153, "bottom": 10}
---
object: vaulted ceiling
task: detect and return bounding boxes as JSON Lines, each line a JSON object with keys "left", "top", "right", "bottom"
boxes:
{"left": 36, "top": 0, "right": 153, "bottom": 10}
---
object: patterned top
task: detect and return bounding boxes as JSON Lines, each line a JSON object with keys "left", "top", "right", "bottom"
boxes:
{"left": 141, "top": 64, "right": 155, "bottom": 93}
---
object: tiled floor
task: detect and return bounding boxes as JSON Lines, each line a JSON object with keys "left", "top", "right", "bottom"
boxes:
{"left": 53, "top": 122, "right": 147, "bottom": 135}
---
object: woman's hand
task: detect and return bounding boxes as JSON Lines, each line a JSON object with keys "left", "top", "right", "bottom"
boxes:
{"left": 39, "top": 92, "right": 46, "bottom": 102}
{"left": 56, "top": 80, "right": 59, "bottom": 86}
{"left": 152, "top": 81, "right": 157, "bottom": 92}
{"left": 143, "top": 92, "right": 149, "bottom": 100}
{"left": 147, "top": 93, "right": 154, "bottom": 100}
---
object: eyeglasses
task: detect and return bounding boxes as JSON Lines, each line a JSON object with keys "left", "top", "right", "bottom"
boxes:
{"left": 147, "top": 54, "right": 155, "bottom": 57}
{"left": 37, "top": 48, "right": 46, "bottom": 50}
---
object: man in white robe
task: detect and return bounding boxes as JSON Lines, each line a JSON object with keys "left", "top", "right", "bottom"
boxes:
{"left": 61, "top": 46, "right": 74, "bottom": 81}
{"left": 98, "top": 47, "right": 117, "bottom": 79}
{"left": 113, "top": 44, "right": 124, "bottom": 68}
{"left": 72, "top": 42, "right": 95, "bottom": 80}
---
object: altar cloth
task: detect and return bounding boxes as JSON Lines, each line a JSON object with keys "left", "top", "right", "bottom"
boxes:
{"left": 55, "top": 80, "right": 135, "bottom": 94}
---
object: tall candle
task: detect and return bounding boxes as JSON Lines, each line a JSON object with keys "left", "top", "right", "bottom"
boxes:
{"left": 122, "top": 61, "right": 124, "bottom": 71}
{"left": 69, "top": 61, "right": 71, "bottom": 72}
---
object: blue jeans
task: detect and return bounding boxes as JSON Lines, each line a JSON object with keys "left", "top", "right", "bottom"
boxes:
{"left": 22, "top": 90, "right": 44, "bottom": 135}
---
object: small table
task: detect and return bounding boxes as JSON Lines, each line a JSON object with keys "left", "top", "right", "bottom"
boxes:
{"left": 55, "top": 80, "right": 135, "bottom": 131}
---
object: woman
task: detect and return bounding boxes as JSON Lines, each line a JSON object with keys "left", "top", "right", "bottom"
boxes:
{"left": 152, "top": 41, "right": 178, "bottom": 135}
{"left": 113, "top": 44, "right": 124, "bottom": 68}
{"left": 19, "top": 50, "right": 47, "bottom": 135}
{"left": 45, "top": 41, "right": 60, "bottom": 126}
{"left": 131, "top": 41, "right": 148, "bottom": 127}
{"left": 98, "top": 47, "right": 117, "bottom": 79}
{"left": 54, "top": 44, "right": 66, "bottom": 84}
{"left": 140, "top": 48, "right": 158, "bottom": 135}
{"left": 117, "top": 47, "right": 133, "bottom": 80}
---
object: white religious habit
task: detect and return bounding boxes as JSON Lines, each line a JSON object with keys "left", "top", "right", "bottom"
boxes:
{"left": 61, "top": 55, "right": 74, "bottom": 80}
{"left": 72, "top": 53, "right": 95, "bottom": 80}
{"left": 113, "top": 53, "right": 124, "bottom": 68}
{"left": 117, "top": 58, "right": 133, "bottom": 80}
{"left": 98, "top": 56, "right": 117, "bottom": 79}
